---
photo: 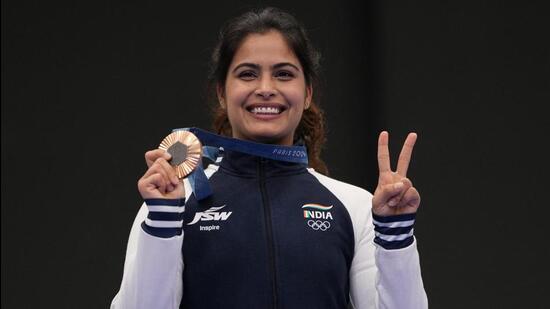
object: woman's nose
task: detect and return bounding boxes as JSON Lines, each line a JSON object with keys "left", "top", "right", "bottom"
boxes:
{"left": 254, "top": 76, "right": 277, "bottom": 99}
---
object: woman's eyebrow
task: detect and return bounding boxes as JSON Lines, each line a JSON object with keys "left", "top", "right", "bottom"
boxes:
{"left": 232, "top": 63, "right": 259, "bottom": 73}
{"left": 232, "top": 62, "right": 301, "bottom": 73}
{"left": 272, "top": 62, "right": 300, "bottom": 71}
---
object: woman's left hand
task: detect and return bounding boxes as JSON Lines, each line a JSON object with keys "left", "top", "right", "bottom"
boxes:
{"left": 372, "top": 131, "right": 421, "bottom": 217}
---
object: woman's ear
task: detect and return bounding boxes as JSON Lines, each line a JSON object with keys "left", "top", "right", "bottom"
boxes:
{"left": 304, "top": 84, "right": 313, "bottom": 110}
{"left": 216, "top": 84, "right": 226, "bottom": 108}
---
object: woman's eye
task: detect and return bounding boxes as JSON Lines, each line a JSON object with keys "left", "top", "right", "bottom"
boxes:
{"left": 238, "top": 71, "right": 257, "bottom": 80}
{"left": 275, "top": 71, "right": 294, "bottom": 80}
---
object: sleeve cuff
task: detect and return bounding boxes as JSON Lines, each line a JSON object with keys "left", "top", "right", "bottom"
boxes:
{"left": 372, "top": 213, "right": 416, "bottom": 250}
{"left": 141, "top": 198, "right": 186, "bottom": 238}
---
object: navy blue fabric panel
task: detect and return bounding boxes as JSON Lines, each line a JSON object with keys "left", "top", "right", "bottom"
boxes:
{"left": 144, "top": 198, "right": 185, "bottom": 206}
{"left": 179, "top": 151, "right": 356, "bottom": 308}
{"left": 147, "top": 211, "right": 184, "bottom": 221}
{"left": 372, "top": 212, "right": 416, "bottom": 223}
{"left": 140, "top": 222, "right": 182, "bottom": 238}
{"left": 373, "top": 212, "right": 416, "bottom": 250}
{"left": 267, "top": 172, "right": 355, "bottom": 309}
{"left": 374, "top": 225, "right": 413, "bottom": 235}
{"left": 181, "top": 171, "right": 272, "bottom": 308}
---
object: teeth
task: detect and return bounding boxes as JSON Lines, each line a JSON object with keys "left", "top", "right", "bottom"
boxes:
{"left": 251, "top": 106, "right": 281, "bottom": 114}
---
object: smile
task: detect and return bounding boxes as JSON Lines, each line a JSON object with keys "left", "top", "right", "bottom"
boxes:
{"left": 246, "top": 104, "right": 287, "bottom": 116}
{"left": 250, "top": 106, "right": 282, "bottom": 114}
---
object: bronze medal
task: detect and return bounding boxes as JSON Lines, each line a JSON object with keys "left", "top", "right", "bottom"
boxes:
{"left": 158, "top": 130, "right": 202, "bottom": 178}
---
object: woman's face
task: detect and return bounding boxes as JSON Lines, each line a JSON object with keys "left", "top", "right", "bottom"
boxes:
{"left": 219, "top": 30, "right": 312, "bottom": 146}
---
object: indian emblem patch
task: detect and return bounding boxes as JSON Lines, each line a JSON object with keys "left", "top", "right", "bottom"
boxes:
{"left": 302, "top": 204, "right": 333, "bottom": 231}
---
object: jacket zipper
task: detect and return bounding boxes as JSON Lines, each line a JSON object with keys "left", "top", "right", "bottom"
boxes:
{"left": 259, "top": 158, "right": 279, "bottom": 309}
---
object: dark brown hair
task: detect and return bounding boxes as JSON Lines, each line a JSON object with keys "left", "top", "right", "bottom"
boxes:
{"left": 208, "top": 7, "right": 328, "bottom": 175}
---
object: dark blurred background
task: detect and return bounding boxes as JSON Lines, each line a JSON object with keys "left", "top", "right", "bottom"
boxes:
{"left": 2, "top": 0, "right": 549, "bottom": 308}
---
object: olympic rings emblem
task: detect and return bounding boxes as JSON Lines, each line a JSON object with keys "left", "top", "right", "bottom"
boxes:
{"left": 307, "top": 220, "right": 331, "bottom": 231}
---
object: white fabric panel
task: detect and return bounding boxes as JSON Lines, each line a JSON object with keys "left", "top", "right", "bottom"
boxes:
{"left": 111, "top": 163, "right": 221, "bottom": 309}
{"left": 110, "top": 204, "right": 184, "bottom": 309}
{"left": 307, "top": 169, "right": 427, "bottom": 309}
{"left": 147, "top": 205, "right": 185, "bottom": 213}
{"left": 375, "top": 229, "right": 415, "bottom": 241}
{"left": 144, "top": 218, "right": 183, "bottom": 228}
{"left": 372, "top": 219, "right": 415, "bottom": 228}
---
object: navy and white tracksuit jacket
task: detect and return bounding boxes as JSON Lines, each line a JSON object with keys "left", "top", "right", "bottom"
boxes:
{"left": 111, "top": 150, "right": 428, "bottom": 309}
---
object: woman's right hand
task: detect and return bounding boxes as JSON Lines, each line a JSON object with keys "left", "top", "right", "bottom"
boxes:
{"left": 138, "top": 149, "right": 185, "bottom": 199}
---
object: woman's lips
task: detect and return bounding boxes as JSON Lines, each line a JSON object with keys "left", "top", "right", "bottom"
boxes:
{"left": 250, "top": 106, "right": 282, "bottom": 114}
{"left": 246, "top": 103, "right": 287, "bottom": 120}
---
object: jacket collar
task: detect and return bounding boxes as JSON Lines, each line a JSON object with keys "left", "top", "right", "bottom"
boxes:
{"left": 218, "top": 150, "right": 308, "bottom": 178}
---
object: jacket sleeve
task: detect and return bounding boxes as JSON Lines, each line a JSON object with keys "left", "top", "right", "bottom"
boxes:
{"left": 349, "top": 207, "right": 428, "bottom": 309}
{"left": 304, "top": 170, "right": 428, "bottom": 308}
{"left": 110, "top": 198, "right": 186, "bottom": 309}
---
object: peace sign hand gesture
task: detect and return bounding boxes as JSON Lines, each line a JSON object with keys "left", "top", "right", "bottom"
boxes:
{"left": 372, "top": 131, "right": 421, "bottom": 217}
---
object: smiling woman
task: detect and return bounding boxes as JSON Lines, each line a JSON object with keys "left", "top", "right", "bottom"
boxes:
{"left": 111, "top": 7, "right": 428, "bottom": 309}
{"left": 210, "top": 10, "right": 328, "bottom": 174}
{"left": 220, "top": 30, "right": 310, "bottom": 146}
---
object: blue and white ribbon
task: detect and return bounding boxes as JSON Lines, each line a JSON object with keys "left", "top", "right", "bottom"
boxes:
{"left": 173, "top": 127, "right": 309, "bottom": 201}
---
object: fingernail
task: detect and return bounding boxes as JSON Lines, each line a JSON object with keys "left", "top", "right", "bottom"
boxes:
{"left": 394, "top": 182, "right": 404, "bottom": 190}
{"left": 172, "top": 176, "right": 179, "bottom": 185}
{"left": 163, "top": 152, "right": 172, "bottom": 159}
{"left": 388, "top": 199, "right": 398, "bottom": 207}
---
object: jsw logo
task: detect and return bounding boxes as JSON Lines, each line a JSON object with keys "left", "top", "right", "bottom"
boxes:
{"left": 188, "top": 205, "right": 232, "bottom": 225}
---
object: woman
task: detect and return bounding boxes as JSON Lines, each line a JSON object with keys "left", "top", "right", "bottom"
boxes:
{"left": 111, "top": 7, "right": 427, "bottom": 309}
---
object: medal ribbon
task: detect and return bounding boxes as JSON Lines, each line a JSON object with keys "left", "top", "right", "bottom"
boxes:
{"left": 174, "top": 127, "right": 309, "bottom": 200}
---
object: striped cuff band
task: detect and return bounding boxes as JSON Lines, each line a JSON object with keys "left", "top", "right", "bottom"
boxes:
{"left": 141, "top": 198, "right": 186, "bottom": 238}
{"left": 372, "top": 213, "right": 416, "bottom": 250}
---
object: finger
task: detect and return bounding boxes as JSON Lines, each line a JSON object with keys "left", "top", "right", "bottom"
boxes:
{"left": 396, "top": 132, "right": 417, "bottom": 177}
{"left": 374, "top": 181, "right": 405, "bottom": 207}
{"left": 156, "top": 157, "right": 180, "bottom": 186}
{"left": 377, "top": 131, "right": 391, "bottom": 173}
{"left": 401, "top": 186, "right": 421, "bottom": 209}
{"left": 141, "top": 173, "right": 167, "bottom": 194}
{"left": 143, "top": 159, "right": 171, "bottom": 183}
{"left": 387, "top": 178, "right": 413, "bottom": 207}
{"left": 145, "top": 149, "right": 171, "bottom": 168}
